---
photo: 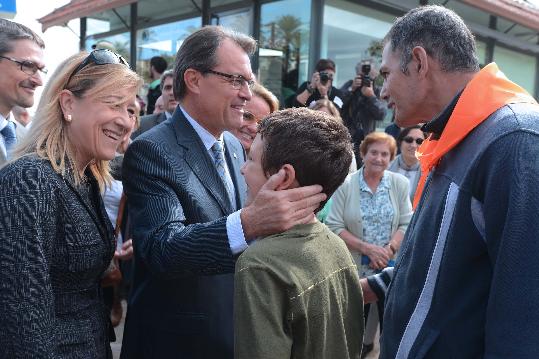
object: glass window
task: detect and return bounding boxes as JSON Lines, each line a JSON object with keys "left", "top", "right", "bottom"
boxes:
{"left": 322, "top": 0, "right": 393, "bottom": 87}
{"left": 476, "top": 40, "right": 487, "bottom": 67}
{"left": 322, "top": 0, "right": 394, "bottom": 129}
{"left": 211, "top": 7, "right": 253, "bottom": 35}
{"left": 136, "top": 18, "right": 201, "bottom": 79}
{"left": 137, "top": 0, "right": 201, "bottom": 26}
{"left": 86, "top": 32, "right": 131, "bottom": 63}
{"left": 258, "top": 0, "right": 311, "bottom": 106}
{"left": 493, "top": 45, "right": 536, "bottom": 95}
{"left": 86, "top": 5, "right": 131, "bottom": 36}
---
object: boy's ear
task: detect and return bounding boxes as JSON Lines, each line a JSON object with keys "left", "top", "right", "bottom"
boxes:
{"left": 274, "top": 164, "right": 296, "bottom": 190}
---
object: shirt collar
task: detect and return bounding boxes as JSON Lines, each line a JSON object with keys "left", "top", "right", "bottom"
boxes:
{"left": 0, "top": 113, "right": 8, "bottom": 131}
{"left": 179, "top": 105, "right": 223, "bottom": 151}
{"left": 359, "top": 168, "right": 390, "bottom": 193}
{"left": 421, "top": 90, "right": 463, "bottom": 140}
{"left": 165, "top": 110, "right": 173, "bottom": 120}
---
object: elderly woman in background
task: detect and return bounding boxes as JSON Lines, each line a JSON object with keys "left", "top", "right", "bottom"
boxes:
{"left": 325, "top": 131, "right": 412, "bottom": 357}
{"left": 388, "top": 125, "right": 426, "bottom": 201}
{"left": 231, "top": 82, "right": 278, "bottom": 153}
{"left": 0, "top": 49, "right": 141, "bottom": 358}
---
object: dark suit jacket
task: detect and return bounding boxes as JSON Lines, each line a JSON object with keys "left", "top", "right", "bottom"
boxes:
{"left": 120, "top": 108, "right": 247, "bottom": 359}
{"left": 131, "top": 111, "right": 168, "bottom": 139}
{"left": 0, "top": 155, "right": 115, "bottom": 358}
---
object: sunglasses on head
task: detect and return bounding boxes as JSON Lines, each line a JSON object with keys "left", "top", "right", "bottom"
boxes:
{"left": 66, "top": 49, "right": 129, "bottom": 85}
{"left": 403, "top": 136, "right": 424, "bottom": 145}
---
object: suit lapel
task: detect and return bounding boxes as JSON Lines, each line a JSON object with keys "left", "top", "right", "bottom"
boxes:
{"left": 62, "top": 170, "right": 113, "bottom": 245}
{"left": 223, "top": 132, "right": 246, "bottom": 209}
{"left": 171, "top": 109, "right": 233, "bottom": 214}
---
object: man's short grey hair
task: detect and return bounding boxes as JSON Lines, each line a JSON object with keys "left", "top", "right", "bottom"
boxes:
{"left": 173, "top": 25, "right": 257, "bottom": 100}
{"left": 384, "top": 5, "right": 479, "bottom": 74}
{"left": 0, "top": 18, "right": 45, "bottom": 56}
{"left": 160, "top": 70, "right": 174, "bottom": 91}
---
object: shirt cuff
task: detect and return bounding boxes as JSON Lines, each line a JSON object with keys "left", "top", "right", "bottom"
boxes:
{"left": 226, "top": 210, "right": 248, "bottom": 255}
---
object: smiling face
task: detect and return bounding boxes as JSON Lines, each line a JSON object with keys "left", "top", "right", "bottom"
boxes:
{"left": 66, "top": 87, "right": 137, "bottom": 167}
{"left": 232, "top": 95, "right": 271, "bottom": 151}
{"left": 161, "top": 76, "right": 178, "bottom": 114}
{"left": 0, "top": 39, "right": 45, "bottom": 117}
{"left": 400, "top": 128, "right": 425, "bottom": 165}
{"left": 196, "top": 39, "right": 253, "bottom": 137}
{"left": 240, "top": 133, "right": 268, "bottom": 206}
{"left": 361, "top": 140, "right": 391, "bottom": 176}
{"left": 380, "top": 43, "right": 423, "bottom": 128}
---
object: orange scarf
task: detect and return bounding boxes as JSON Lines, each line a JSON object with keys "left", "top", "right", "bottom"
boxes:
{"left": 413, "top": 63, "right": 539, "bottom": 208}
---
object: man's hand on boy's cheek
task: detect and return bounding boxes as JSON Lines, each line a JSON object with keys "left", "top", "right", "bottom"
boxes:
{"left": 241, "top": 169, "right": 326, "bottom": 241}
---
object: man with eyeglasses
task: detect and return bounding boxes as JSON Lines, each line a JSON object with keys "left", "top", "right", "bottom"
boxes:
{"left": 121, "top": 26, "right": 325, "bottom": 359}
{"left": 132, "top": 70, "right": 177, "bottom": 138}
{"left": 0, "top": 19, "right": 45, "bottom": 164}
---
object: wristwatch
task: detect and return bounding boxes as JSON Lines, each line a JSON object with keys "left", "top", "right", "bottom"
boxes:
{"left": 306, "top": 83, "right": 314, "bottom": 94}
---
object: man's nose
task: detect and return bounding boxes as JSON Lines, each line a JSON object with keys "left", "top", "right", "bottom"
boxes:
{"left": 239, "top": 83, "right": 252, "bottom": 101}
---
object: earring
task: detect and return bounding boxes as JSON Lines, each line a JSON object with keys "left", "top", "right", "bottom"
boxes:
{"left": 66, "top": 115, "right": 72, "bottom": 122}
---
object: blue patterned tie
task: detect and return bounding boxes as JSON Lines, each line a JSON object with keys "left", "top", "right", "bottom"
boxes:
{"left": 1, "top": 121, "right": 17, "bottom": 158}
{"left": 211, "top": 140, "right": 236, "bottom": 209}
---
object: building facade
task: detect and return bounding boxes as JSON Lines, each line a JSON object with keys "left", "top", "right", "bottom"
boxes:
{"left": 39, "top": 0, "right": 539, "bottom": 126}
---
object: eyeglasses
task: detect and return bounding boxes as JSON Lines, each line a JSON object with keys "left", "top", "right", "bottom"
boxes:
{"left": 66, "top": 49, "right": 129, "bottom": 85}
{"left": 205, "top": 69, "right": 255, "bottom": 90}
{"left": 403, "top": 136, "right": 424, "bottom": 145}
{"left": 0, "top": 55, "right": 48, "bottom": 76}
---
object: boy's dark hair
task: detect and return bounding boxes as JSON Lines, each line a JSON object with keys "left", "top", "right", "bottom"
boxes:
{"left": 258, "top": 108, "right": 352, "bottom": 212}
{"left": 150, "top": 56, "right": 168, "bottom": 74}
{"left": 315, "top": 58, "right": 336, "bottom": 73}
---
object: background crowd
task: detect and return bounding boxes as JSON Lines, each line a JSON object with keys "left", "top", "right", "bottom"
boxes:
{"left": 1, "top": 3, "right": 539, "bottom": 359}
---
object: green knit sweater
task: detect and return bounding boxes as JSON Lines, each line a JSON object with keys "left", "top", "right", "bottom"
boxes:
{"left": 234, "top": 221, "right": 364, "bottom": 359}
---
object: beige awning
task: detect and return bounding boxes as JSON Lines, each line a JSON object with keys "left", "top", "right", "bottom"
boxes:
{"left": 37, "top": 0, "right": 138, "bottom": 32}
{"left": 461, "top": 0, "right": 539, "bottom": 32}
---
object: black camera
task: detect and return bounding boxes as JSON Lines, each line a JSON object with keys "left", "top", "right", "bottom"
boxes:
{"left": 361, "top": 64, "right": 371, "bottom": 88}
{"left": 319, "top": 71, "right": 331, "bottom": 85}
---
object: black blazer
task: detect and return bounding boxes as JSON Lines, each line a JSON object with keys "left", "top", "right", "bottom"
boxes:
{"left": 120, "top": 108, "right": 246, "bottom": 359}
{"left": 131, "top": 111, "right": 168, "bottom": 139}
{"left": 0, "top": 156, "right": 115, "bottom": 358}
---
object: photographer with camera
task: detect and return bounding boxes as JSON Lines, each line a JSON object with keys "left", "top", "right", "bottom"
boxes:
{"left": 340, "top": 60, "right": 387, "bottom": 163}
{"left": 293, "top": 59, "right": 345, "bottom": 110}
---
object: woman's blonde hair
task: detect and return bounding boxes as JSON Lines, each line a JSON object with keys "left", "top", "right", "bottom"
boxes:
{"left": 252, "top": 83, "right": 279, "bottom": 114}
{"left": 310, "top": 98, "right": 342, "bottom": 122}
{"left": 14, "top": 52, "right": 142, "bottom": 190}
{"left": 359, "top": 131, "right": 397, "bottom": 161}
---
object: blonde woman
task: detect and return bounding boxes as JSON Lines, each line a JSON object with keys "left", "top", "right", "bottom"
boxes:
{"left": 0, "top": 50, "right": 141, "bottom": 358}
{"left": 231, "top": 82, "right": 279, "bottom": 153}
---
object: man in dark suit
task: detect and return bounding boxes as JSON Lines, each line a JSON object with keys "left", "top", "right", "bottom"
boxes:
{"left": 120, "top": 26, "right": 325, "bottom": 359}
{"left": 0, "top": 19, "right": 45, "bottom": 165}
{"left": 132, "top": 70, "right": 177, "bottom": 138}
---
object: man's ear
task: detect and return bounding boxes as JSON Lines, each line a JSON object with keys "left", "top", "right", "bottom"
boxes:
{"left": 59, "top": 89, "right": 76, "bottom": 122}
{"left": 274, "top": 164, "right": 297, "bottom": 190}
{"left": 411, "top": 46, "right": 429, "bottom": 79}
{"left": 184, "top": 69, "right": 202, "bottom": 95}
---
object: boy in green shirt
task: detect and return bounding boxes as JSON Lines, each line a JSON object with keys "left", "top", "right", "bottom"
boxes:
{"left": 235, "top": 107, "right": 364, "bottom": 359}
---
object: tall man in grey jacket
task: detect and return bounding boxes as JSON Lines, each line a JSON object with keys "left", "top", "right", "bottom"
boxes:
{"left": 121, "top": 26, "right": 325, "bottom": 358}
{"left": 363, "top": 5, "right": 539, "bottom": 358}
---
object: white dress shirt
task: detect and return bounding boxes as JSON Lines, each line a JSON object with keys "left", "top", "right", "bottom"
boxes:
{"left": 179, "top": 106, "right": 248, "bottom": 254}
{"left": 0, "top": 114, "right": 9, "bottom": 159}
